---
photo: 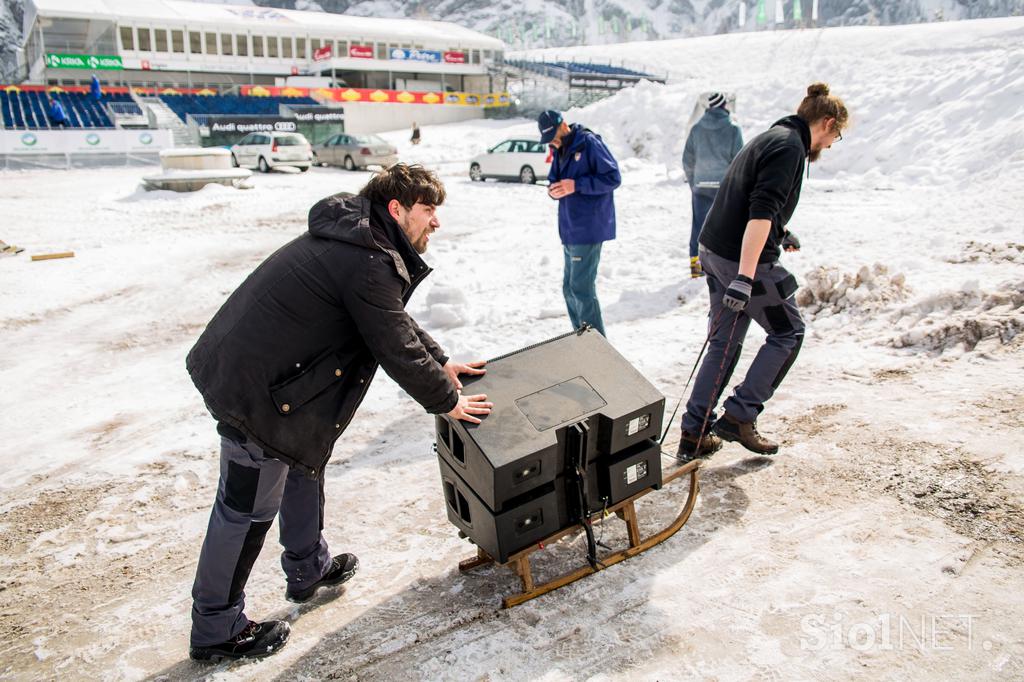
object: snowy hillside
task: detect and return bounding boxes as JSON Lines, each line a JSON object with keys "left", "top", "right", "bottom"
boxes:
{"left": 1, "top": 17, "right": 1023, "bottom": 682}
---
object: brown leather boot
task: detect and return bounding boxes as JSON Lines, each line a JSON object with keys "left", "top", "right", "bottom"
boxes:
{"left": 713, "top": 412, "right": 779, "bottom": 455}
{"left": 677, "top": 428, "right": 723, "bottom": 461}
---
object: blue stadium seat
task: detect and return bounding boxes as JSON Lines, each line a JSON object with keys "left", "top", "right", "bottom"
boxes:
{"left": 159, "top": 94, "right": 320, "bottom": 122}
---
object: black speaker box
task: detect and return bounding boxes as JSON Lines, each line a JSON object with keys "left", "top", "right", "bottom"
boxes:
{"left": 435, "top": 328, "right": 665, "bottom": 513}
{"left": 438, "top": 457, "right": 570, "bottom": 563}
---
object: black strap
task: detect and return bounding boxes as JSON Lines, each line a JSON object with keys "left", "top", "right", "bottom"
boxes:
{"left": 567, "top": 420, "right": 601, "bottom": 570}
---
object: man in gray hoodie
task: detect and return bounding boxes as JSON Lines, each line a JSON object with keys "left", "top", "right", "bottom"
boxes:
{"left": 683, "top": 92, "right": 744, "bottom": 278}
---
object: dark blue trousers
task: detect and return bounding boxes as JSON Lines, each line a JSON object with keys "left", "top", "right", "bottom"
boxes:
{"left": 690, "top": 187, "right": 717, "bottom": 259}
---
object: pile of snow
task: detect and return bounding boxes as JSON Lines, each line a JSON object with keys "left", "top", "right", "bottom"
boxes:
{"left": 889, "top": 283, "right": 1024, "bottom": 353}
{"left": 945, "top": 240, "right": 1024, "bottom": 265}
{"left": 425, "top": 285, "right": 469, "bottom": 329}
{"left": 796, "top": 263, "right": 909, "bottom": 317}
{"left": 525, "top": 19, "right": 1024, "bottom": 188}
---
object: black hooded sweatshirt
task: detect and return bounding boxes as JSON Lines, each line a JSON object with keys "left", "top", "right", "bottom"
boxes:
{"left": 185, "top": 193, "right": 457, "bottom": 478}
{"left": 699, "top": 115, "right": 811, "bottom": 264}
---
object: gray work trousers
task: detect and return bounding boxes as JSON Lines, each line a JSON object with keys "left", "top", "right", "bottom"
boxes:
{"left": 190, "top": 435, "right": 331, "bottom": 647}
{"left": 681, "top": 245, "right": 805, "bottom": 436}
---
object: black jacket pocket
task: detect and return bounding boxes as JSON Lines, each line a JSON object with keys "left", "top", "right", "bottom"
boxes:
{"left": 270, "top": 349, "right": 356, "bottom": 415}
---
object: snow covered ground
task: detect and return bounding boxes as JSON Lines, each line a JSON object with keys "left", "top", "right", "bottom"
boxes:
{"left": 1, "top": 16, "right": 1023, "bottom": 682}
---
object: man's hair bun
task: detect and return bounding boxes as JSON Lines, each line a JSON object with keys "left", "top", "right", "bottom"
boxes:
{"left": 807, "top": 82, "right": 830, "bottom": 97}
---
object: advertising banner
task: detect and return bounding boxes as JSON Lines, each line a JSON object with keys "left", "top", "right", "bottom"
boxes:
{"left": 286, "top": 106, "right": 345, "bottom": 123}
{"left": 443, "top": 51, "right": 466, "bottom": 64}
{"left": 313, "top": 44, "right": 333, "bottom": 62}
{"left": 0, "top": 129, "right": 173, "bottom": 154}
{"left": 349, "top": 45, "right": 373, "bottom": 59}
{"left": 232, "top": 85, "right": 511, "bottom": 107}
{"left": 66, "top": 130, "right": 121, "bottom": 154}
{"left": 389, "top": 48, "right": 441, "bottom": 64}
{"left": 3, "top": 130, "right": 63, "bottom": 155}
{"left": 45, "top": 53, "right": 124, "bottom": 70}
{"left": 241, "top": 85, "right": 311, "bottom": 97}
{"left": 125, "top": 129, "right": 173, "bottom": 153}
{"left": 206, "top": 117, "right": 299, "bottom": 135}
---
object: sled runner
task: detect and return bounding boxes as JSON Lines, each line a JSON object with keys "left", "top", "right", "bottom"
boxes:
{"left": 458, "top": 455, "right": 701, "bottom": 608}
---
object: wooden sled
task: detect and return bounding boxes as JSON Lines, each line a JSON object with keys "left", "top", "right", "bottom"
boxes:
{"left": 458, "top": 457, "right": 701, "bottom": 608}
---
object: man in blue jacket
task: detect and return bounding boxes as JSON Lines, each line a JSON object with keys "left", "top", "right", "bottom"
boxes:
{"left": 539, "top": 110, "right": 621, "bottom": 337}
{"left": 683, "top": 92, "right": 743, "bottom": 278}
{"left": 47, "top": 97, "right": 68, "bottom": 128}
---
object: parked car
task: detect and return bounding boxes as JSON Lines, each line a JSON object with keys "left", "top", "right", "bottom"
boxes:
{"left": 230, "top": 131, "right": 313, "bottom": 172}
{"left": 469, "top": 139, "right": 551, "bottom": 184}
{"left": 313, "top": 133, "right": 398, "bottom": 170}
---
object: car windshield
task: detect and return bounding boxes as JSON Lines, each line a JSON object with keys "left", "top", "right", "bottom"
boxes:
{"left": 352, "top": 134, "right": 386, "bottom": 145}
{"left": 275, "top": 135, "right": 306, "bottom": 146}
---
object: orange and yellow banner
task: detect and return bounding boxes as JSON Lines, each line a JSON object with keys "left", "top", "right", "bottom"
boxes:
{"left": 239, "top": 85, "right": 509, "bottom": 107}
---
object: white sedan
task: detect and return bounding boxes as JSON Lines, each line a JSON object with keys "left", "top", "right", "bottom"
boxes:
{"left": 469, "top": 139, "right": 552, "bottom": 184}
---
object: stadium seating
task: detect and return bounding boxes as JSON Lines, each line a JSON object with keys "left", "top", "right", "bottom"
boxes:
{"left": 159, "top": 94, "right": 319, "bottom": 123}
{"left": 0, "top": 90, "right": 135, "bottom": 129}
{"left": 507, "top": 59, "right": 656, "bottom": 80}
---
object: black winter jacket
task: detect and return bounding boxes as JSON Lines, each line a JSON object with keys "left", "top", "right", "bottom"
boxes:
{"left": 186, "top": 194, "right": 458, "bottom": 478}
{"left": 699, "top": 115, "right": 810, "bottom": 263}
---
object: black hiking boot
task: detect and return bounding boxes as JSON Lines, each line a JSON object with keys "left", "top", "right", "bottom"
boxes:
{"left": 713, "top": 413, "right": 779, "bottom": 455}
{"left": 189, "top": 619, "right": 290, "bottom": 662}
{"left": 677, "top": 429, "right": 723, "bottom": 461}
{"left": 285, "top": 553, "right": 359, "bottom": 604}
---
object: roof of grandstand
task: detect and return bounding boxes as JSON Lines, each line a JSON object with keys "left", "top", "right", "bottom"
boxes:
{"left": 26, "top": 0, "right": 504, "bottom": 48}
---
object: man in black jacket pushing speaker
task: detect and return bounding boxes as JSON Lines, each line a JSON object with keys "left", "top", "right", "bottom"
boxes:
{"left": 185, "top": 164, "right": 491, "bottom": 662}
{"left": 678, "top": 83, "right": 849, "bottom": 460}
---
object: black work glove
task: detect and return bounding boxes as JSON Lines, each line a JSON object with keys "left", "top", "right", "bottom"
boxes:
{"left": 782, "top": 230, "right": 801, "bottom": 252}
{"left": 722, "top": 275, "right": 754, "bottom": 312}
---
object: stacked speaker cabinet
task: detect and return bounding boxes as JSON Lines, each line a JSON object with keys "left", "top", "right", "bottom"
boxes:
{"left": 436, "top": 328, "right": 666, "bottom": 563}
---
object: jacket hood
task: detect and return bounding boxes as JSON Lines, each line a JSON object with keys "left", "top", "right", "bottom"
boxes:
{"left": 698, "top": 107, "right": 733, "bottom": 129}
{"left": 307, "top": 192, "right": 427, "bottom": 285}
{"left": 308, "top": 193, "right": 378, "bottom": 248}
{"left": 771, "top": 115, "right": 811, "bottom": 153}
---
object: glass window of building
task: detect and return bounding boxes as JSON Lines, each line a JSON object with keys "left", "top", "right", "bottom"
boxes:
{"left": 484, "top": 50, "right": 492, "bottom": 59}
{"left": 221, "top": 33, "right": 233, "bottom": 56}
{"left": 137, "top": 28, "right": 152, "bottom": 52}
{"left": 189, "top": 31, "right": 201, "bottom": 54}
{"left": 311, "top": 38, "right": 321, "bottom": 52}
{"left": 237, "top": 34, "right": 248, "bottom": 57}
{"left": 267, "top": 36, "right": 279, "bottom": 58}
{"left": 471, "top": 49, "right": 480, "bottom": 64}
{"left": 154, "top": 29, "right": 168, "bottom": 52}
{"left": 119, "top": 26, "right": 134, "bottom": 51}
{"left": 296, "top": 37, "right": 306, "bottom": 59}
{"left": 282, "top": 36, "right": 293, "bottom": 58}
{"left": 171, "top": 30, "right": 184, "bottom": 53}
{"left": 205, "top": 32, "right": 218, "bottom": 55}
{"left": 336, "top": 40, "right": 347, "bottom": 56}
{"left": 376, "top": 42, "right": 387, "bottom": 59}
{"left": 253, "top": 35, "right": 264, "bottom": 57}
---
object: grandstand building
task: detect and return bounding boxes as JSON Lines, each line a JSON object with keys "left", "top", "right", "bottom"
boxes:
{"left": 19, "top": 0, "right": 504, "bottom": 93}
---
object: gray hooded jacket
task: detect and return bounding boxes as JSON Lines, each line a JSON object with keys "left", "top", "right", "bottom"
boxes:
{"left": 683, "top": 107, "right": 744, "bottom": 191}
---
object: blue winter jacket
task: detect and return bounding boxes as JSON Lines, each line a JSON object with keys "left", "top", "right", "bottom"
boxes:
{"left": 547, "top": 124, "right": 621, "bottom": 245}
{"left": 683, "top": 107, "right": 744, "bottom": 191}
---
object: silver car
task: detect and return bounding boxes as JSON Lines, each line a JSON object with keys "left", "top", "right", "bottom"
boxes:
{"left": 314, "top": 133, "right": 399, "bottom": 171}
